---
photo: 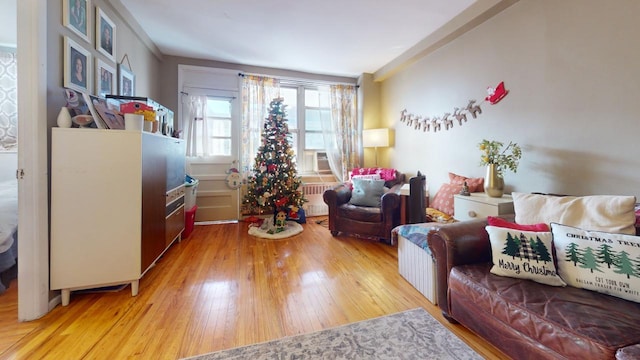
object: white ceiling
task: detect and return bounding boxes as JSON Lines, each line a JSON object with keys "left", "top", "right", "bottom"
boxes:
{"left": 0, "top": 1, "right": 492, "bottom": 77}
{"left": 117, "top": 0, "right": 478, "bottom": 78}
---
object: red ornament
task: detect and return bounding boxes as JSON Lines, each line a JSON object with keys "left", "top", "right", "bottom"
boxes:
{"left": 267, "top": 164, "right": 277, "bottom": 173}
{"left": 274, "top": 197, "right": 288, "bottom": 207}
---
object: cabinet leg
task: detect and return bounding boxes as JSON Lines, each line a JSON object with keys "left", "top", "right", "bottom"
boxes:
{"left": 131, "top": 280, "right": 139, "bottom": 296}
{"left": 61, "top": 289, "right": 70, "bottom": 306}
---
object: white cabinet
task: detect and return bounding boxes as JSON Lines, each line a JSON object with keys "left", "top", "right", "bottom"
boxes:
{"left": 454, "top": 192, "right": 514, "bottom": 221}
{"left": 51, "top": 128, "right": 185, "bottom": 305}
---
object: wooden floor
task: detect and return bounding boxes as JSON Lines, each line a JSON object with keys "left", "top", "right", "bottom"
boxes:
{"left": 0, "top": 218, "right": 507, "bottom": 359}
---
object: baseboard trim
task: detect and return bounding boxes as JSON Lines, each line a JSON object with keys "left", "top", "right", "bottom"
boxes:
{"left": 49, "top": 294, "right": 61, "bottom": 311}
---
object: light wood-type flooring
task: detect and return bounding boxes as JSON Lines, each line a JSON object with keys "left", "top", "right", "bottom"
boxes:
{"left": 0, "top": 218, "right": 507, "bottom": 359}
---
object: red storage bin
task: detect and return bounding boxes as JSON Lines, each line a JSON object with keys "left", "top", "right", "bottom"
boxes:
{"left": 183, "top": 205, "right": 197, "bottom": 239}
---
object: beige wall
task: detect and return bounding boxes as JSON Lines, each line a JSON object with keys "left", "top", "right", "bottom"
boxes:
{"left": 45, "top": 0, "right": 356, "bottom": 155}
{"left": 379, "top": 0, "right": 640, "bottom": 199}
{"left": 358, "top": 73, "right": 381, "bottom": 168}
{"left": 45, "top": 0, "right": 639, "bottom": 199}
{"left": 47, "top": 0, "right": 162, "bottom": 130}
{"left": 158, "top": 55, "right": 356, "bottom": 124}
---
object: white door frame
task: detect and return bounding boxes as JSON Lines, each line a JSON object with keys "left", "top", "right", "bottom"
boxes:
{"left": 17, "top": 0, "right": 50, "bottom": 320}
{"left": 178, "top": 66, "right": 242, "bottom": 221}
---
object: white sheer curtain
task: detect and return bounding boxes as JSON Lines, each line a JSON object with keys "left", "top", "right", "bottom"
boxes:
{"left": 240, "top": 75, "right": 280, "bottom": 179}
{"left": 320, "top": 84, "right": 359, "bottom": 182}
{"left": 184, "top": 95, "right": 208, "bottom": 157}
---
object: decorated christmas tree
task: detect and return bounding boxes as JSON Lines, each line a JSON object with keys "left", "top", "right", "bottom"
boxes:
{"left": 243, "top": 97, "right": 306, "bottom": 231}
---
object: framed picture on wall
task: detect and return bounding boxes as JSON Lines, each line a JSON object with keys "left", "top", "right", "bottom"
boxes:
{"left": 63, "top": 37, "right": 92, "bottom": 94}
{"left": 118, "top": 64, "right": 135, "bottom": 96}
{"left": 63, "top": 0, "right": 91, "bottom": 43}
{"left": 95, "top": 7, "right": 116, "bottom": 62}
{"left": 95, "top": 59, "right": 116, "bottom": 97}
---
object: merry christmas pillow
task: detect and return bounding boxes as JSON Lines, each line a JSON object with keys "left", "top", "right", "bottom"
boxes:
{"left": 486, "top": 226, "right": 566, "bottom": 286}
{"left": 551, "top": 223, "right": 640, "bottom": 303}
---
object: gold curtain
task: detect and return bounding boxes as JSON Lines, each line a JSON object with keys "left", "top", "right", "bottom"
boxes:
{"left": 328, "top": 84, "right": 359, "bottom": 182}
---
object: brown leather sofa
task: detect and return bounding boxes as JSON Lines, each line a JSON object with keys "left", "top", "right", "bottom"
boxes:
{"left": 323, "top": 171, "right": 405, "bottom": 244}
{"left": 428, "top": 217, "right": 640, "bottom": 360}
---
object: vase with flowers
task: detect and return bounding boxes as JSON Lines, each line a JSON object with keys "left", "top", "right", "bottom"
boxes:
{"left": 478, "top": 139, "right": 522, "bottom": 197}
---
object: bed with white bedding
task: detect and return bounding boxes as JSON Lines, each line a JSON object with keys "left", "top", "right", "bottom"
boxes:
{"left": 0, "top": 179, "right": 18, "bottom": 293}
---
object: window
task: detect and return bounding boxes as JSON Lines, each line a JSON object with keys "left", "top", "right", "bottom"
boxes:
{"left": 192, "top": 97, "right": 232, "bottom": 156}
{"left": 281, "top": 85, "right": 331, "bottom": 173}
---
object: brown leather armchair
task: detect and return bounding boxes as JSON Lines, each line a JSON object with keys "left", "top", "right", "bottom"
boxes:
{"left": 323, "top": 171, "right": 405, "bottom": 244}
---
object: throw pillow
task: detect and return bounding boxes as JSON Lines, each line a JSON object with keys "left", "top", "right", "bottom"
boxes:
{"left": 350, "top": 174, "right": 381, "bottom": 181}
{"left": 351, "top": 168, "right": 396, "bottom": 182}
{"left": 486, "top": 226, "right": 567, "bottom": 286}
{"left": 449, "top": 172, "right": 484, "bottom": 192}
{"left": 349, "top": 178, "right": 386, "bottom": 207}
{"left": 513, "top": 192, "right": 637, "bottom": 235}
{"left": 487, "top": 216, "right": 550, "bottom": 232}
{"left": 431, "top": 183, "right": 463, "bottom": 216}
{"left": 551, "top": 223, "right": 640, "bottom": 303}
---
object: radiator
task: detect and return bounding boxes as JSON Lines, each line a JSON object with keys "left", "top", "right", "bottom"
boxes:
{"left": 302, "top": 183, "right": 338, "bottom": 217}
{"left": 398, "top": 235, "right": 437, "bottom": 304}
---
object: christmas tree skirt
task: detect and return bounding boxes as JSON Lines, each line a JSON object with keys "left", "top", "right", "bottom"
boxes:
{"left": 248, "top": 221, "right": 304, "bottom": 239}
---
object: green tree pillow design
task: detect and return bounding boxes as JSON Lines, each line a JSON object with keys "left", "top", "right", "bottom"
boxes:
{"left": 486, "top": 226, "right": 566, "bottom": 286}
{"left": 552, "top": 223, "right": 640, "bottom": 303}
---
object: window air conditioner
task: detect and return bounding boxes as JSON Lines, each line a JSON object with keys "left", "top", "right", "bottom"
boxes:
{"left": 315, "top": 151, "right": 331, "bottom": 174}
{"left": 302, "top": 151, "right": 331, "bottom": 174}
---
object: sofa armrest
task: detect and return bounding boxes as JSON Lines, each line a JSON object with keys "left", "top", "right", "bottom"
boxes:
{"left": 323, "top": 183, "right": 351, "bottom": 207}
{"left": 427, "top": 219, "right": 492, "bottom": 319}
{"left": 380, "top": 182, "right": 403, "bottom": 212}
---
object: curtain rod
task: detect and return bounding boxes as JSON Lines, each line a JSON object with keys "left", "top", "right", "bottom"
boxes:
{"left": 180, "top": 88, "right": 237, "bottom": 99}
{"left": 238, "top": 72, "right": 358, "bottom": 88}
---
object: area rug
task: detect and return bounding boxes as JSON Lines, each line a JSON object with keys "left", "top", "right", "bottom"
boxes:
{"left": 181, "top": 308, "right": 481, "bottom": 360}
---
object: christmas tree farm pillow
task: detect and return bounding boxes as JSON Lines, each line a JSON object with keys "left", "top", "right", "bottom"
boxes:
{"left": 551, "top": 223, "right": 640, "bottom": 303}
{"left": 486, "top": 226, "right": 567, "bottom": 286}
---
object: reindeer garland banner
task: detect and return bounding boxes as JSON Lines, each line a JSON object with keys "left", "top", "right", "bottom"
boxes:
{"left": 400, "top": 81, "right": 509, "bottom": 133}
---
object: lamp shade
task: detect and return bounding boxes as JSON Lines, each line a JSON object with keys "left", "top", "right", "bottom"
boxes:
{"left": 363, "top": 128, "right": 390, "bottom": 148}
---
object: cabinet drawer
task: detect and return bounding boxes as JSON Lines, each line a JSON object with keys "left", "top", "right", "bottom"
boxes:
{"left": 166, "top": 205, "right": 185, "bottom": 246}
{"left": 455, "top": 200, "right": 496, "bottom": 221}
{"left": 454, "top": 193, "right": 514, "bottom": 221}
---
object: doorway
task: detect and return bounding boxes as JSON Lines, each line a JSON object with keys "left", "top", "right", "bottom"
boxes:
{"left": 178, "top": 66, "right": 243, "bottom": 223}
{"left": 182, "top": 90, "right": 241, "bottom": 222}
